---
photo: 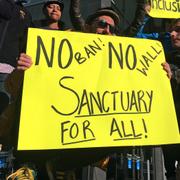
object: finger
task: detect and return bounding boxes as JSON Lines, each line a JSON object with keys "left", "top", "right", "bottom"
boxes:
{"left": 17, "top": 61, "right": 32, "bottom": 68}
{"left": 161, "top": 62, "right": 172, "bottom": 79}
{"left": 18, "top": 56, "right": 33, "bottom": 66}
{"left": 18, "top": 53, "right": 33, "bottom": 65}
{"left": 17, "top": 66, "right": 29, "bottom": 71}
{"left": 18, "top": 56, "right": 32, "bottom": 64}
{"left": 20, "top": 53, "right": 31, "bottom": 59}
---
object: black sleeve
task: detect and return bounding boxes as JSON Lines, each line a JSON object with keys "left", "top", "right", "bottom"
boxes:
{"left": 123, "top": 0, "right": 147, "bottom": 37}
{"left": 20, "top": 8, "right": 33, "bottom": 53}
{"left": 69, "top": 0, "right": 85, "bottom": 32}
{"left": 0, "top": 0, "right": 15, "bottom": 19}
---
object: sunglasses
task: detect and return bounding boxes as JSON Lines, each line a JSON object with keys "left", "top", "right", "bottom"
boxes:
{"left": 96, "top": 19, "right": 116, "bottom": 34}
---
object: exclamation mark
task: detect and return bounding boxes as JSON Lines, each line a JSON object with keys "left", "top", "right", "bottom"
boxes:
{"left": 98, "top": 38, "right": 105, "bottom": 46}
{"left": 142, "top": 118, "right": 148, "bottom": 138}
{"left": 156, "top": 42, "right": 162, "bottom": 48}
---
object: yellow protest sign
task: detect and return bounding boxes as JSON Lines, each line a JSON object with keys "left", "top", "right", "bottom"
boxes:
{"left": 18, "top": 28, "right": 179, "bottom": 150}
{"left": 149, "top": 0, "right": 180, "bottom": 18}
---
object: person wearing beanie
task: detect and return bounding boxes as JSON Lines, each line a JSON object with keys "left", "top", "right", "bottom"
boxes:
{"left": 33, "top": 0, "right": 69, "bottom": 30}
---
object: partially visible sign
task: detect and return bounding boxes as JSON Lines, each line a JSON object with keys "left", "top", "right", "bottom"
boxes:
{"left": 149, "top": 0, "right": 180, "bottom": 18}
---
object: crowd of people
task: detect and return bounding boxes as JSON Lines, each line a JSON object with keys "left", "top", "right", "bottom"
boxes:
{"left": 0, "top": 0, "right": 179, "bottom": 179}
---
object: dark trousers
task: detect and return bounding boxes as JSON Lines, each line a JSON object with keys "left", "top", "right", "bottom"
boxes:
{"left": 162, "top": 144, "right": 180, "bottom": 178}
{"left": 0, "top": 73, "right": 10, "bottom": 114}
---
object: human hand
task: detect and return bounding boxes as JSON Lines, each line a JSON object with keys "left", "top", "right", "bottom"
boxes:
{"left": 144, "top": 3, "right": 151, "bottom": 14}
{"left": 17, "top": 53, "right": 33, "bottom": 71}
{"left": 98, "top": 156, "right": 110, "bottom": 170}
{"left": 161, "top": 62, "right": 172, "bottom": 79}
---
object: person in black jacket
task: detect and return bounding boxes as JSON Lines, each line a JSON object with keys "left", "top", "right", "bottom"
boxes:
{"left": 162, "top": 18, "right": 180, "bottom": 180}
{"left": 0, "top": 1, "right": 34, "bottom": 178}
{"left": 0, "top": 0, "right": 32, "bottom": 114}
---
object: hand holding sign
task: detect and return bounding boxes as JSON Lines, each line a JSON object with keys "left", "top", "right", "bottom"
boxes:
{"left": 18, "top": 29, "right": 179, "bottom": 150}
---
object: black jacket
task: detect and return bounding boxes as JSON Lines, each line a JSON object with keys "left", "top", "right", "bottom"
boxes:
{"left": 0, "top": 0, "right": 32, "bottom": 67}
{"left": 33, "top": 19, "right": 69, "bottom": 31}
{"left": 167, "top": 50, "right": 180, "bottom": 125}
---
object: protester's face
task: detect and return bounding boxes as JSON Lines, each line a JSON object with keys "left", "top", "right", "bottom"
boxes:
{"left": 91, "top": 15, "right": 116, "bottom": 35}
{"left": 46, "top": 3, "right": 62, "bottom": 21}
{"left": 171, "top": 21, "right": 180, "bottom": 49}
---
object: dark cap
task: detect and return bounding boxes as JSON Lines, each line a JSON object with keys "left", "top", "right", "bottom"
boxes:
{"left": 43, "top": 0, "right": 64, "bottom": 11}
{"left": 86, "top": 7, "right": 120, "bottom": 25}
